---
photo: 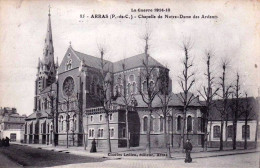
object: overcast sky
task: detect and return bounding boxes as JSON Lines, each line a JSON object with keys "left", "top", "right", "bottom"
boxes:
{"left": 0, "top": 0, "right": 259, "bottom": 116}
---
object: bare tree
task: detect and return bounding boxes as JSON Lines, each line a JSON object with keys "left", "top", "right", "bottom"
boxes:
{"left": 216, "top": 59, "right": 232, "bottom": 151}
{"left": 241, "top": 93, "right": 254, "bottom": 149}
{"left": 45, "top": 84, "right": 58, "bottom": 147}
{"left": 116, "top": 61, "right": 136, "bottom": 149}
{"left": 96, "top": 44, "right": 113, "bottom": 153}
{"left": 229, "top": 73, "right": 243, "bottom": 150}
{"left": 158, "top": 67, "right": 172, "bottom": 158}
{"left": 176, "top": 39, "right": 196, "bottom": 149}
{"left": 138, "top": 30, "right": 161, "bottom": 154}
{"left": 197, "top": 50, "right": 219, "bottom": 151}
{"left": 58, "top": 92, "right": 77, "bottom": 148}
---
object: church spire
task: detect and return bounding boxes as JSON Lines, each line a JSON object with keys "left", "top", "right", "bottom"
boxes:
{"left": 42, "top": 5, "right": 54, "bottom": 67}
{"left": 37, "top": 7, "right": 56, "bottom": 91}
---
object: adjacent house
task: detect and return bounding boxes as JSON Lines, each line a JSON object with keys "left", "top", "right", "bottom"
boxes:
{"left": 0, "top": 107, "right": 26, "bottom": 142}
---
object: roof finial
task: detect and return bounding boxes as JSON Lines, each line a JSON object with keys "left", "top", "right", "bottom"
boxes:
{"left": 69, "top": 41, "right": 72, "bottom": 47}
{"left": 48, "top": 5, "right": 51, "bottom": 16}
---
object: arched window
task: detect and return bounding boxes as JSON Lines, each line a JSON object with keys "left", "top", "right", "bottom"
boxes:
{"left": 110, "top": 128, "right": 114, "bottom": 137}
{"left": 160, "top": 116, "right": 164, "bottom": 132}
{"left": 73, "top": 115, "right": 77, "bottom": 131}
{"left": 25, "top": 123, "right": 27, "bottom": 134}
{"left": 67, "top": 115, "right": 70, "bottom": 131}
{"left": 38, "top": 100, "right": 41, "bottom": 110}
{"left": 142, "top": 81, "right": 147, "bottom": 93}
{"left": 129, "top": 75, "right": 134, "bottom": 82}
{"left": 143, "top": 116, "right": 148, "bottom": 132}
{"left": 91, "top": 129, "right": 94, "bottom": 137}
{"left": 59, "top": 116, "right": 64, "bottom": 131}
{"left": 213, "top": 125, "right": 220, "bottom": 138}
{"left": 149, "top": 81, "right": 154, "bottom": 89}
{"left": 99, "top": 115, "right": 103, "bottom": 121}
{"left": 177, "top": 116, "right": 182, "bottom": 131}
{"left": 44, "top": 98, "right": 48, "bottom": 109}
{"left": 119, "top": 85, "right": 123, "bottom": 96}
{"left": 227, "top": 125, "right": 233, "bottom": 138}
{"left": 30, "top": 123, "right": 33, "bottom": 134}
{"left": 242, "top": 125, "right": 250, "bottom": 139}
{"left": 109, "top": 114, "right": 113, "bottom": 121}
{"left": 115, "top": 85, "right": 118, "bottom": 96}
{"left": 151, "top": 116, "right": 154, "bottom": 131}
{"left": 187, "top": 116, "right": 192, "bottom": 132}
{"left": 47, "top": 123, "right": 49, "bottom": 133}
{"left": 127, "top": 83, "right": 131, "bottom": 95}
{"left": 168, "top": 117, "right": 172, "bottom": 132}
{"left": 132, "top": 82, "right": 136, "bottom": 94}
{"left": 66, "top": 59, "right": 72, "bottom": 70}
{"left": 90, "top": 116, "right": 93, "bottom": 122}
{"left": 89, "top": 129, "right": 92, "bottom": 137}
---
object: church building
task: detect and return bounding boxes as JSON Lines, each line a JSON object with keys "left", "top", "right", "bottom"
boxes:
{"left": 24, "top": 10, "right": 205, "bottom": 148}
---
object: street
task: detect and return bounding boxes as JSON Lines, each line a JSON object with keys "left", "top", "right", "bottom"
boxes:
{"left": 52, "top": 152, "right": 260, "bottom": 168}
{"left": 0, "top": 144, "right": 106, "bottom": 167}
{"left": 0, "top": 144, "right": 259, "bottom": 168}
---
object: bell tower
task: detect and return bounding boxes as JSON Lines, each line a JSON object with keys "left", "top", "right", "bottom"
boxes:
{"left": 34, "top": 7, "right": 57, "bottom": 112}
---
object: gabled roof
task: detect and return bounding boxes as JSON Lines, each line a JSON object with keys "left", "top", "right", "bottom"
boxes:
{"left": 26, "top": 111, "right": 48, "bottom": 120}
{"left": 70, "top": 47, "right": 165, "bottom": 73}
{"left": 113, "top": 53, "right": 165, "bottom": 73}
{"left": 72, "top": 48, "right": 113, "bottom": 71}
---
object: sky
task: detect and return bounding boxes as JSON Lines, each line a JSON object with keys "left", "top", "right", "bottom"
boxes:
{"left": 0, "top": 0, "right": 259, "bottom": 116}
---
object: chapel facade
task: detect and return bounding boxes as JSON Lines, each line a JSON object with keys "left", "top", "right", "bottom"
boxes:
{"left": 24, "top": 11, "right": 205, "bottom": 148}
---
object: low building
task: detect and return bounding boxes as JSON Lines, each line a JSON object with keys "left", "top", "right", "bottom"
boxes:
{"left": 207, "top": 97, "right": 259, "bottom": 148}
{"left": 0, "top": 107, "right": 26, "bottom": 142}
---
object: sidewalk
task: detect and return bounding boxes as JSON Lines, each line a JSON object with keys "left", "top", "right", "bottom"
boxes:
{"left": 13, "top": 142, "right": 260, "bottom": 160}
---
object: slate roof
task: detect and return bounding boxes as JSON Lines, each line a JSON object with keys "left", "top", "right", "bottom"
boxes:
{"left": 26, "top": 111, "right": 48, "bottom": 120}
{"left": 207, "top": 97, "right": 259, "bottom": 121}
{"left": 71, "top": 48, "right": 165, "bottom": 73}
{"left": 113, "top": 53, "right": 165, "bottom": 73}
{"left": 73, "top": 49, "right": 113, "bottom": 71}
{"left": 115, "top": 92, "right": 201, "bottom": 108}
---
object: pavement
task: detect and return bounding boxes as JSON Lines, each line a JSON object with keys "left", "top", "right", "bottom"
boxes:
{"left": 13, "top": 142, "right": 260, "bottom": 161}
{"left": 49, "top": 152, "right": 260, "bottom": 168}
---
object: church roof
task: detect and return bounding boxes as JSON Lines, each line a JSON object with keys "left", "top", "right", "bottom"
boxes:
{"left": 70, "top": 47, "right": 165, "bottom": 73}
{"left": 26, "top": 111, "right": 48, "bottom": 120}
{"left": 72, "top": 48, "right": 113, "bottom": 72}
{"left": 115, "top": 92, "right": 201, "bottom": 108}
{"left": 113, "top": 53, "right": 165, "bottom": 73}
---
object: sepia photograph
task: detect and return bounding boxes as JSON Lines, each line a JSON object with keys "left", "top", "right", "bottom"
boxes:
{"left": 0, "top": 0, "right": 259, "bottom": 167}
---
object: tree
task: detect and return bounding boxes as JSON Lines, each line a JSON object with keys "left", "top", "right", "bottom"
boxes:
{"left": 158, "top": 67, "right": 172, "bottom": 158}
{"left": 138, "top": 30, "right": 161, "bottom": 154}
{"left": 59, "top": 93, "right": 77, "bottom": 148}
{"left": 116, "top": 61, "right": 136, "bottom": 149}
{"left": 77, "top": 62, "right": 87, "bottom": 150}
{"left": 176, "top": 39, "right": 196, "bottom": 149}
{"left": 45, "top": 83, "right": 58, "bottom": 147}
{"left": 229, "top": 73, "right": 243, "bottom": 150}
{"left": 198, "top": 50, "right": 219, "bottom": 151}
{"left": 96, "top": 44, "right": 113, "bottom": 153}
{"left": 216, "top": 59, "right": 232, "bottom": 151}
{"left": 241, "top": 93, "right": 254, "bottom": 149}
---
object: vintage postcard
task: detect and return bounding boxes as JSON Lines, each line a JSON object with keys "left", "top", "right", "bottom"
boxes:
{"left": 0, "top": 0, "right": 259, "bottom": 167}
